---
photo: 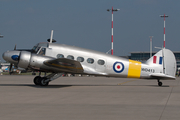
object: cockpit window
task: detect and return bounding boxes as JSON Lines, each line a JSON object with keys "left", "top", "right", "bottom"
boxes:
{"left": 36, "top": 47, "right": 41, "bottom": 53}
{"left": 32, "top": 44, "right": 38, "bottom": 53}
{"left": 32, "top": 46, "right": 37, "bottom": 52}
{"left": 37, "top": 47, "right": 46, "bottom": 55}
{"left": 37, "top": 43, "right": 48, "bottom": 47}
{"left": 32, "top": 43, "right": 49, "bottom": 53}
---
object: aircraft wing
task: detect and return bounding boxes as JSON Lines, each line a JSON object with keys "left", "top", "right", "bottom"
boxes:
{"left": 149, "top": 73, "right": 176, "bottom": 80}
{"left": 43, "top": 58, "right": 84, "bottom": 73}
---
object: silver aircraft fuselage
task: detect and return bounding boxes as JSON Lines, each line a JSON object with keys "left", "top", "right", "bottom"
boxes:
{"left": 25, "top": 42, "right": 173, "bottom": 78}
{"left": 2, "top": 42, "right": 176, "bottom": 86}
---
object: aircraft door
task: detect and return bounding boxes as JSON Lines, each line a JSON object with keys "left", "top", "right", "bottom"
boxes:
{"left": 96, "top": 59, "right": 106, "bottom": 73}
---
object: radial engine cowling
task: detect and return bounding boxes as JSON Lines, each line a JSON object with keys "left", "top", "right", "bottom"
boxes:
{"left": 18, "top": 51, "right": 31, "bottom": 69}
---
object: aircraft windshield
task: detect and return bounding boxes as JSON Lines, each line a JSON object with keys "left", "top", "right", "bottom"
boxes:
{"left": 32, "top": 43, "right": 49, "bottom": 53}
{"left": 37, "top": 47, "right": 46, "bottom": 55}
{"left": 32, "top": 45, "right": 38, "bottom": 53}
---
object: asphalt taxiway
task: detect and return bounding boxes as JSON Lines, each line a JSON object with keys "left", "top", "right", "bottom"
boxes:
{"left": 0, "top": 75, "right": 180, "bottom": 120}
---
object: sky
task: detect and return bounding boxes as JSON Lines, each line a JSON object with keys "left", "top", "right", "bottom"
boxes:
{"left": 0, "top": 0, "right": 180, "bottom": 62}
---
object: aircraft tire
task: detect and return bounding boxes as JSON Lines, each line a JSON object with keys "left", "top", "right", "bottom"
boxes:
{"left": 39, "top": 77, "right": 49, "bottom": 86}
{"left": 34, "top": 76, "right": 41, "bottom": 85}
{"left": 158, "top": 82, "right": 163, "bottom": 86}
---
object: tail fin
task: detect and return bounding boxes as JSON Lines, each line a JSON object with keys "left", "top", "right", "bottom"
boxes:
{"left": 146, "top": 48, "right": 176, "bottom": 79}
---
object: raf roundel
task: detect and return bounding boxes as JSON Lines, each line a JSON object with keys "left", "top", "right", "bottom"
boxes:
{"left": 113, "top": 62, "right": 124, "bottom": 73}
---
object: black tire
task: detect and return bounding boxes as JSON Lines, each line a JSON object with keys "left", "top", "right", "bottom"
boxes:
{"left": 34, "top": 76, "right": 41, "bottom": 85}
{"left": 158, "top": 82, "right": 163, "bottom": 86}
{"left": 39, "top": 77, "right": 49, "bottom": 86}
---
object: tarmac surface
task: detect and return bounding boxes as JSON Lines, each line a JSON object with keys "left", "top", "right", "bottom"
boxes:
{"left": 0, "top": 75, "right": 180, "bottom": 120}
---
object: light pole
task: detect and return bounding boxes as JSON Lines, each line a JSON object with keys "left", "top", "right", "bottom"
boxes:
{"left": 107, "top": 7, "right": 120, "bottom": 55}
{"left": 0, "top": 34, "right": 3, "bottom": 70}
{"left": 160, "top": 14, "right": 168, "bottom": 48}
{"left": 149, "top": 36, "right": 153, "bottom": 57}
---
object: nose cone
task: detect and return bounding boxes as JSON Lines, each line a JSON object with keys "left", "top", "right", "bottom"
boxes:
{"left": 3, "top": 51, "right": 20, "bottom": 64}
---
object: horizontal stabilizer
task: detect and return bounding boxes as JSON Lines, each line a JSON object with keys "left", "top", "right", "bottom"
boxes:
{"left": 150, "top": 73, "right": 176, "bottom": 80}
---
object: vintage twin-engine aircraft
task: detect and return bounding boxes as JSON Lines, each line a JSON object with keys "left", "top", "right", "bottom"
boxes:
{"left": 3, "top": 41, "right": 176, "bottom": 86}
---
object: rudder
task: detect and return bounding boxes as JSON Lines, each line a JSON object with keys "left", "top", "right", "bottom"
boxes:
{"left": 163, "top": 49, "right": 176, "bottom": 77}
{"left": 146, "top": 48, "right": 176, "bottom": 78}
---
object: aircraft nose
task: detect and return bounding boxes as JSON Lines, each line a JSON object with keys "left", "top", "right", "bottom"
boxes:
{"left": 2, "top": 51, "right": 20, "bottom": 64}
{"left": 2, "top": 51, "right": 9, "bottom": 62}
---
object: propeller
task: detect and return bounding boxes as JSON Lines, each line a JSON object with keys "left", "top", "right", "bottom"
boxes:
{"left": 9, "top": 64, "right": 13, "bottom": 75}
{"left": 9, "top": 44, "right": 17, "bottom": 75}
{"left": 14, "top": 44, "right": 16, "bottom": 50}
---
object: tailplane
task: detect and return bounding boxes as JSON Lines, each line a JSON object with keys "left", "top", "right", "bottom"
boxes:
{"left": 146, "top": 48, "right": 176, "bottom": 79}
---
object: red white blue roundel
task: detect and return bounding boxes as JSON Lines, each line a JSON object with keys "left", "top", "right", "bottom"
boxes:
{"left": 113, "top": 62, "right": 124, "bottom": 73}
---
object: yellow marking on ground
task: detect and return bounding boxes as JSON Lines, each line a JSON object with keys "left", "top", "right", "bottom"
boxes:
{"left": 117, "top": 79, "right": 138, "bottom": 85}
{"left": 127, "top": 60, "right": 141, "bottom": 78}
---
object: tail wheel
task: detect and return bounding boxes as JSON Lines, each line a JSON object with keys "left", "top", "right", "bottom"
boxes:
{"left": 34, "top": 76, "right": 41, "bottom": 85}
{"left": 40, "top": 77, "right": 49, "bottom": 86}
{"left": 158, "top": 81, "right": 163, "bottom": 86}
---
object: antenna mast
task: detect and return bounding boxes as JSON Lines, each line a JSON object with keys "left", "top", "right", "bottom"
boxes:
{"left": 50, "top": 30, "right": 54, "bottom": 43}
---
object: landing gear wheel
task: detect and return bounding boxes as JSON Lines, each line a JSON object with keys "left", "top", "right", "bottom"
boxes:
{"left": 158, "top": 81, "right": 163, "bottom": 86}
{"left": 39, "top": 77, "right": 49, "bottom": 86}
{"left": 34, "top": 76, "right": 41, "bottom": 85}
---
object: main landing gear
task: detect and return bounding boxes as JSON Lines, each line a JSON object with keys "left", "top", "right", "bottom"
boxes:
{"left": 33, "top": 73, "right": 63, "bottom": 86}
{"left": 157, "top": 79, "right": 163, "bottom": 86}
{"left": 34, "top": 76, "right": 49, "bottom": 86}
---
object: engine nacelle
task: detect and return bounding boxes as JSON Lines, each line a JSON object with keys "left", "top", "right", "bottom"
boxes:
{"left": 18, "top": 51, "right": 57, "bottom": 72}
{"left": 29, "top": 54, "right": 54, "bottom": 69}
{"left": 18, "top": 51, "right": 31, "bottom": 69}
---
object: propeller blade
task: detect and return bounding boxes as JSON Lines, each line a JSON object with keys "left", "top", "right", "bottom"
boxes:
{"left": 9, "top": 45, "right": 17, "bottom": 75}
{"left": 9, "top": 64, "right": 12, "bottom": 75}
{"left": 14, "top": 44, "right": 16, "bottom": 50}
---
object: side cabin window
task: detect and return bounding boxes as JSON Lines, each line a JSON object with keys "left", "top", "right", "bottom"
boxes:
{"left": 67, "top": 55, "right": 74, "bottom": 60}
{"left": 77, "top": 57, "right": 84, "bottom": 62}
{"left": 87, "top": 58, "right": 94, "bottom": 64}
{"left": 57, "top": 54, "right": 64, "bottom": 58}
{"left": 97, "top": 59, "right": 105, "bottom": 65}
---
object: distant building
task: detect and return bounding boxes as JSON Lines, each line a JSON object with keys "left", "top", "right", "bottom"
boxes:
{"left": 130, "top": 51, "right": 156, "bottom": 62}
